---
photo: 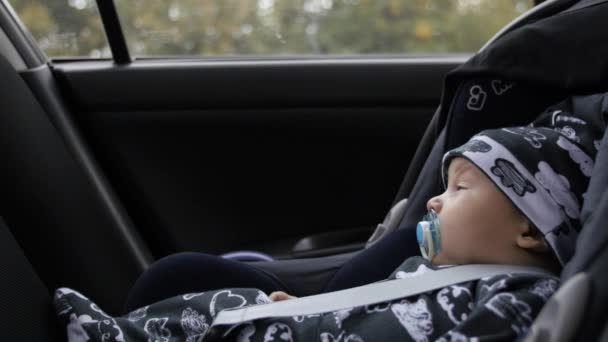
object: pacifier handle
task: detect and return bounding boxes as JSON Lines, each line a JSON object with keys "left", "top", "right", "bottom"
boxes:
{"left": 416, "top": 210, "right": 441, "bottom": 261}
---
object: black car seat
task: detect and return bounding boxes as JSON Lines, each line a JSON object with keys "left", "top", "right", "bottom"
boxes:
{"left": 526, "top": 122, "right": 608, "bottom": 341}
{"left": 0, "top": 216, "right": 63, "bottom": 341}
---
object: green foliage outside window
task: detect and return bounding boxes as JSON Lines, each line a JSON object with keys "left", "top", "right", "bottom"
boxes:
{"left": 8, "top": 0, "right": 531, "bottom": 58}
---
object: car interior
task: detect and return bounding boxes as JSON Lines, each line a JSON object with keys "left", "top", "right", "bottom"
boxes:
{"left": 1, "top": 0, "right": 608, "bottom": 341}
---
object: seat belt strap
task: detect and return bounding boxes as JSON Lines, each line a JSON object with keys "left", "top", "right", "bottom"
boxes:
{"left": 211, "top": 264, "right": 554, "bottom": 328}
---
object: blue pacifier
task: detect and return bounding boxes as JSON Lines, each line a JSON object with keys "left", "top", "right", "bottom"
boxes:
{"left": 416, "top": 209, "right": 442, "bottom": 261}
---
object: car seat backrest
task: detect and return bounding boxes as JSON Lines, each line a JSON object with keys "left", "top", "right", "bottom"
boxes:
{"left": 0, "top": 216, "right": 62, "bottom": 341}
{"left": 524, "top": 124, "right": 608, "bottom": 342}
{"left": 557, "top": 111, "right": 608, "bottom": 341}
{"left": 0, "top": 52, "right": 151, "bottom": 314}
{"left": 564, "top": 114, "right": 608, "bottom": 279}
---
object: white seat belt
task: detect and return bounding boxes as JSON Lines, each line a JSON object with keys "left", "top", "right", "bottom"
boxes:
{"left": 211, "top": 264, "right": 555, "bottom": 328}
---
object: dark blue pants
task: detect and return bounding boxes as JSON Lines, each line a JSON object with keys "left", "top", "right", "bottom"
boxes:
{"left": 123, "top": 252, "right": 289, "bottom": 312}
{"left": 124, "top": 224, "right": 420, "bottom": 313}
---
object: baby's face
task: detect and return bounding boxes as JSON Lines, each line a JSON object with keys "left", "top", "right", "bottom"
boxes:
{"left": 427, "top": 157, "right": 528, "bottom": 265}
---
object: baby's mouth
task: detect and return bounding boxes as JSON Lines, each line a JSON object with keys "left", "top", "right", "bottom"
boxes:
{"left": 416, "top": 209, "right": 442, "bottom": 261}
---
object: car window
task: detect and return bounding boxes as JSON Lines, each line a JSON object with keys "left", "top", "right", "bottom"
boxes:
{"left": 7, "top": 0, "right": 110, "bottom": 58}
{"left": 8, "top": 0, "right": 533, "bottom": 59}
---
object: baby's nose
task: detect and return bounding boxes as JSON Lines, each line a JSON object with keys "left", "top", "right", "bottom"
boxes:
{"left": 426, "top": 195, "right": 442, "bottom": 212}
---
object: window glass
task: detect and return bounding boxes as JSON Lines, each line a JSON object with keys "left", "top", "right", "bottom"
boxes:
{"left": 8, "top": 0, "right": 533, "bottom": 59}
{"left": 8, "top": 0, "right": 110, "bottom": 58}
{"left": 115, "top": 0, "right": 532, "bottom": 57}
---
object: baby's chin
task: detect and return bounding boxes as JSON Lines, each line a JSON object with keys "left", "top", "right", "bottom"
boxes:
{"left": 430, "top": 253, "right": 460, "bottom": 266}
{"left": 429, "top": 254, "right": 445, "bottom": 265}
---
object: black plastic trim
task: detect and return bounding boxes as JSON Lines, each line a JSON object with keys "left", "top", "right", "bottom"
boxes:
{"left": 95, "top": 0, "right": 130, "bottom": 64}
{"left": 53, "top": 57, "right": 467, "bottom": 111}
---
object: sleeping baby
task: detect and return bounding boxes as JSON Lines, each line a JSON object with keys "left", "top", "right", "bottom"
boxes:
{"left": 54, "top": 98, "right": 604, "bottom": 341}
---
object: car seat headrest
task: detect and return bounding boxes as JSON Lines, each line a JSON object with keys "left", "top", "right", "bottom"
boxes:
{"left": 437, "top": 0, "right": 608, "bottom": 149}
{"left": 442, "top": 78, "right": 567, "bottom": 153}
{"left": 563, "top": 124, "right": 608, "bottom": 279}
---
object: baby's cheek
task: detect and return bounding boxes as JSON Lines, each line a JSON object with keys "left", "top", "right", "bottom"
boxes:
{"left": 432, "top": 226, "right": 452, "bottom": 263}
{"left": 439, "top": 225, "right": 472, "bottom": 263}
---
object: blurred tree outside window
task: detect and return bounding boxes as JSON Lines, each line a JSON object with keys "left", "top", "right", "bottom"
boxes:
{"left": 8, "top": 0, "right": 532, "bottom": 59}
{"left": 8, "top": 0, "right": 110, "bottom": 58}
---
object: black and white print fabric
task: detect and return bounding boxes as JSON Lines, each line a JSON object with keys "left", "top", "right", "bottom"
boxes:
{"left": 442, "top": 93, "right": 608, "bottom": 265}
{"left": 54, "top": 257, "right": 558, "bottom": 342}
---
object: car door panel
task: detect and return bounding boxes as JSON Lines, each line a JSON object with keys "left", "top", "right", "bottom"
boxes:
{"left": 52, "top": 58, "right": 463, "bottom": 258}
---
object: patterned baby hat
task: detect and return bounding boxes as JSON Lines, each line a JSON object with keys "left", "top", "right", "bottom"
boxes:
{"left": 442, "top": 93, "right": 607, "bottom": 265}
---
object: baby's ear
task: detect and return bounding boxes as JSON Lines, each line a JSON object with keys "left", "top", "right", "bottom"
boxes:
{"left": 516, "top": 220, "right": 551, "bottom": 253}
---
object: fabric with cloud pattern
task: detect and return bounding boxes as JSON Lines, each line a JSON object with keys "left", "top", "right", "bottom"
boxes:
{"left": 54, "top": 257, "right": 557, "bottom": 341}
